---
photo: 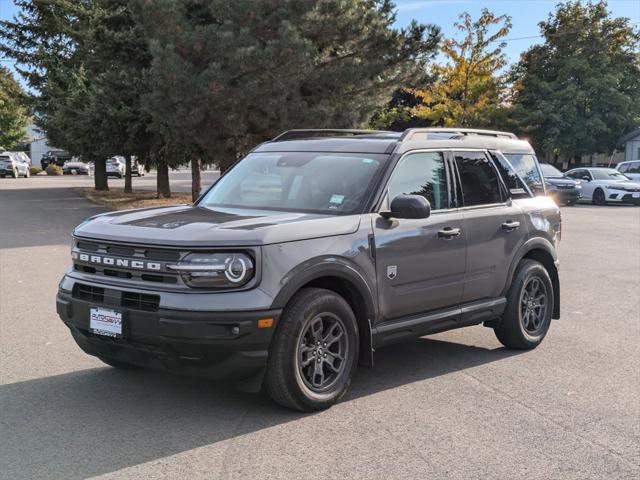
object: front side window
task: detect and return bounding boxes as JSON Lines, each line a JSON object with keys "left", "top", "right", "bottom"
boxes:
{"left": 455, "top": 151, "right": 503, "bottom": 206}
{"left": 199, "top": 152, "right": 385, "bottom": 214}
{"left": 617, "top": 163, "right": 629, "bottom": 173}
{"left": 387, "top": 151, "right": 449, "bottom": 210}
{"left": 503, "top": 153, "right": 544, "bottom": 194}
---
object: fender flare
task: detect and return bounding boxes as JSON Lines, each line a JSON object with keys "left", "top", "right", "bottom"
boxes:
{"left": 271, "top": 257, "right": 377, "bottom": 367}
{"left": 503, "top": 237, "right": 560, "bottom": 319}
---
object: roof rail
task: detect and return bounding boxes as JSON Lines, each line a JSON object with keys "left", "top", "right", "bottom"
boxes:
{"left": 272, "top": 129, "right": 391, "bottom": 142}
{"left": 400, "top": 127, "right": 518, "bottom": 141}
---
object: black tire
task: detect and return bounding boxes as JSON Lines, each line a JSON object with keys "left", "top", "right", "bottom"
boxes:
{"left": 494, "top": 259, "right": 553, "bottom": 350}
{"left": 265, "top": 288, "right": 359, "bottom": 411}
{"left": 11, "top": 168, "right": 18, "bottom": 179}
{"left": 565, "top": 200, "right": 574, "bottom": 206}
{"left": 593, "top": 188, "right": 606, "bottom": 206}
{"left": 98, "top": 356, "right": 141, "bottom": 370}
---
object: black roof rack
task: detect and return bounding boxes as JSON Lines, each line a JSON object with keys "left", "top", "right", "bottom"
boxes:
{"left": 272, "top": 129, "right": 392, "bottom": 142}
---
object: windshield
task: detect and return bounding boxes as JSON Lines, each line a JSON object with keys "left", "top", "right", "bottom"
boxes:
{"left": 539, "top": 163, "right": 563, "bottom": 177}
{"left": 503, "top": 153, "right": 544, "bottom": 194}
{"left": 591, "top": 169, "right": 630, "bottom": 181}
{"left": 199, "top": 152, "right": 386, "bottom": 214}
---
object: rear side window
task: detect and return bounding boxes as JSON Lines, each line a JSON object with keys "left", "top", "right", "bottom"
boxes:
{"left": 387, "top": 151, "right": 449, "bottom": 210}
{"left": 503, "top": 153, "right": 544, "bottom": 194}
{"left": 454, "top": 151, "right": 503, "bottom": 206}
{"left": 489, "top": 151, "right": 533, "bottom": 199}
{"left": 628, "top": 162, "right": 640, "bottom": 174}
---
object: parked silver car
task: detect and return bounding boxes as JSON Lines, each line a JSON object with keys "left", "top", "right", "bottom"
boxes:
{"left": 565, "top": 167, "right": 640, "bottom": 205}
{"left": 0, "top": 152, "right": 30, "bottom": 178}
{"left": 616, "top": 160, "right": 640, "bottom": 182}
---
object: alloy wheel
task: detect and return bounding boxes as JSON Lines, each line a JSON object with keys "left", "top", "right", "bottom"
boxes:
{"left": 520, "top": 276, "right": 548, "bottom": 335}
{"left": 297, "top": 313, "right": 348, "bottom": 393}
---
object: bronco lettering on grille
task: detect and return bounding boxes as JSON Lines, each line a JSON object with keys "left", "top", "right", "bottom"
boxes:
{"left": 73, "top": 252, "right": 161, "bottom": 271}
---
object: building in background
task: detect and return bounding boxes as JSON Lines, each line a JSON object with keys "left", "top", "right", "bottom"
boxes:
{"left": 619, "top": 128, "right": 640, "bottom": 163}
{"left": 26, "top": 124, "right": 53, "bottom": 165}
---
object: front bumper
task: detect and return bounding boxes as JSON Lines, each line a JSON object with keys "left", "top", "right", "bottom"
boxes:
{"left": 606, "top": 191, "right": 640, "bottom": 204}
{"left": 56, "top": 282, "right": 281, "bottom": 380}
{"left": 550, "top": 188, "right": 581, "bottom": 204}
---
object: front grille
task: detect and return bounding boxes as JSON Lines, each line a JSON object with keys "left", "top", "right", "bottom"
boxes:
{"left": 72, "top": 240, "right": 183, "bottom": 286}
{"left": 73, "top": 283, "right": 105, "bottom": 302}
{"left": 72, "top": 283, "right": 160, "bottom": 312}
{"left": 122, "top": 292, "right": 160, "bottom": 312}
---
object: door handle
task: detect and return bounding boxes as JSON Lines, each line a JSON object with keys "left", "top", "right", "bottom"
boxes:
{"left": 438, "top": 227, "right": 461, "bottom": 239}
{"left": 502, "top": 220, "right": 521, "bottom": 231}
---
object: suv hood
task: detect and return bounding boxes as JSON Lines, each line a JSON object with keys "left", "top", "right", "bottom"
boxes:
{"left": 74, "top": 205, "right": 362, "bottom": 247}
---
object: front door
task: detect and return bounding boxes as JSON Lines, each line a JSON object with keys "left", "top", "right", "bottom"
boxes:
{"left": 373, "top": 151, "right": 466, "bottom": 322}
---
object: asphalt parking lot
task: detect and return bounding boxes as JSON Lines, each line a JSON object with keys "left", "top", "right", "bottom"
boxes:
{"left": 1, "top": 176, "right": 639, "bottom": 480}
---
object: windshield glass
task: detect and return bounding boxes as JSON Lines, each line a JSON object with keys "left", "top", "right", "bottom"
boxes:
{"left": 539, "top": 163, "right": 563, "bottom": 177}
{"left": 591, "top": 169, "right": 630, "bottom": 181}
{"left": 503, "top": 153, "right": 544, "bottom": 194}
{"left": 199, "top": 152, "right": 386, "bottom": 214}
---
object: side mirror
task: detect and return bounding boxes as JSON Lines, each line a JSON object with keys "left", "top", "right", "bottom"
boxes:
{"left": 581, "top": 176, "right": 590, "bottom": 182}
{"left": 381, "top": 194, "right": 431, "bottom": 219}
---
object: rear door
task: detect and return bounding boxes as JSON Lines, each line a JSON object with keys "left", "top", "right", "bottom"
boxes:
{"left": 453, "top": 150, "right": 527, "bottom": 303}
{"left": 372, "top": 150, "right": 466, "bottom": 321}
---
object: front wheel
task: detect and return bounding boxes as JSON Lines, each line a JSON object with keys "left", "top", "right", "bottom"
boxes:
{"left": 11, "top": 168, "right": 18, "bottom": 178}
{"left": 494, "top": 259, "right": 553, "bottom": 350}
{"left": 265, "top": 288, "right": 359, "bottom": 411}
{"left": 24, "top": 169, "right": 30, "bottom": 178}
{"left": 593, "top": 188, "right": 606, "bottom": 206}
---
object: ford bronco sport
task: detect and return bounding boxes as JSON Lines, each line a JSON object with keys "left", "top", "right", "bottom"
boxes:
{"left": 56, "top": 128, "right": 561, "bottom": 411}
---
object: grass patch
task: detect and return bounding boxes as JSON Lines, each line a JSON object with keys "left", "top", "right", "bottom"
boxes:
{"left": 76, "top": 187, "right": 192, "bottom": 210}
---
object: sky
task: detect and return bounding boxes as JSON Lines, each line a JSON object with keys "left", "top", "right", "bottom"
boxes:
{"left": 1, "top": 0, "right": 639, "bottom": 87}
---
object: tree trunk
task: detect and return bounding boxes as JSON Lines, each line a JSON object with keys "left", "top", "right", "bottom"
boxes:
{"left": 94, "top": 158, "right": 109, "bottom": 191}
{"left": 191, "top": 158, "right": 202, "bottom": 203}
{"left": 156, "top": 161, "right": 171, "bottom": 198}
{"left": 124, "top": 155, "right": 132, "bottom": 193}
{"left": 218, "top": 146, "right": 237, "bottom": 174}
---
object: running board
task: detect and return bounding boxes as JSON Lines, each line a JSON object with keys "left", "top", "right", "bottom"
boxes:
{"left": 372, "top": 297, "right": 506, "bottom": 347}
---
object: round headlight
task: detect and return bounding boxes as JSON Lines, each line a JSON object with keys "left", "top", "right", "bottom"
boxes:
{"left": 168, "top": 252, "right": 255, "bottom": 289}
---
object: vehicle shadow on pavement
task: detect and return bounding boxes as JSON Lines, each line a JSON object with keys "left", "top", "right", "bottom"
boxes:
{"left": 0, "top": 338, "right": 518, "bottom": 480}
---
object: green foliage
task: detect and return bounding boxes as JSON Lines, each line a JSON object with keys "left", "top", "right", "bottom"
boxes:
{"left": 510, "top": 1, "right": 640, "bottom": 159}
{"left": 0, "top": 67, "right": 30, "bottom": 149}
{"left": 45, "top": 164, "right": 63, "bottom": 175}
{"left": 139, "top": 0, "right": 441, "bottom": 171}
{"left": 29, "top": 166, "right": 42, "bottom": 175}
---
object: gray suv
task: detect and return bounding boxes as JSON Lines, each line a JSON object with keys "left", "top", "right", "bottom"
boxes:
{"left": 56, "top": 128, "right": 561, "bottom": 411}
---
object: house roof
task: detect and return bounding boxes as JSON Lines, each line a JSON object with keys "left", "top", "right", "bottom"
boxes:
{"left": 619, "top": 128, "right": 640, "bottom": 144}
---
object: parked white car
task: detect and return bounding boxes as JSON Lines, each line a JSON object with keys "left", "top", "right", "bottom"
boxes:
{"left": 106, "top": 156, "right": 126, "bottom": 178}
{"left": 565, "top": 167, "right": 640, "bottom": 205}
{"left": 616, "top": 160, "right": 640, "bottom": 183}
{"left": 63, "top": 159, "right": 93, "bottom": 175}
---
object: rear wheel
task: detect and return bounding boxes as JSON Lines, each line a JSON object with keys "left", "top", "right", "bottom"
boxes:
{"left": 593, "top": 188, "right": 606, "bottom": 206}
{"left": 266, "top": 288, "right": 358, "bottom": 411}
{"left": 565, "top": 200, "right": 575, "bottom": 206}
{"left": 494, "top": 259, "right": 553, "bottom": 350}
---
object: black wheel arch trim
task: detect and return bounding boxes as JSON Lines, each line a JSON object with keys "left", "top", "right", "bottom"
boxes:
{"left": 271, "top": 257, "right": 377, "bottom": 367}
{"left": 503, "top": 237, "right": 560, "bottom": 319}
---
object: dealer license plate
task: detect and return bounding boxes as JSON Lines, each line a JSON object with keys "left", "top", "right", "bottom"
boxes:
{"left": 90, "top": 307, "right": 123, "bottom": 338}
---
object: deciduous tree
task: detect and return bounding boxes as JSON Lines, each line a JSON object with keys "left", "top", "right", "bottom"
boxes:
{"left": 510, "top": 1, "right": 640, "bottom": 160}
{"left": 0, "top": 67, "right": 30, "bottom": 149}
